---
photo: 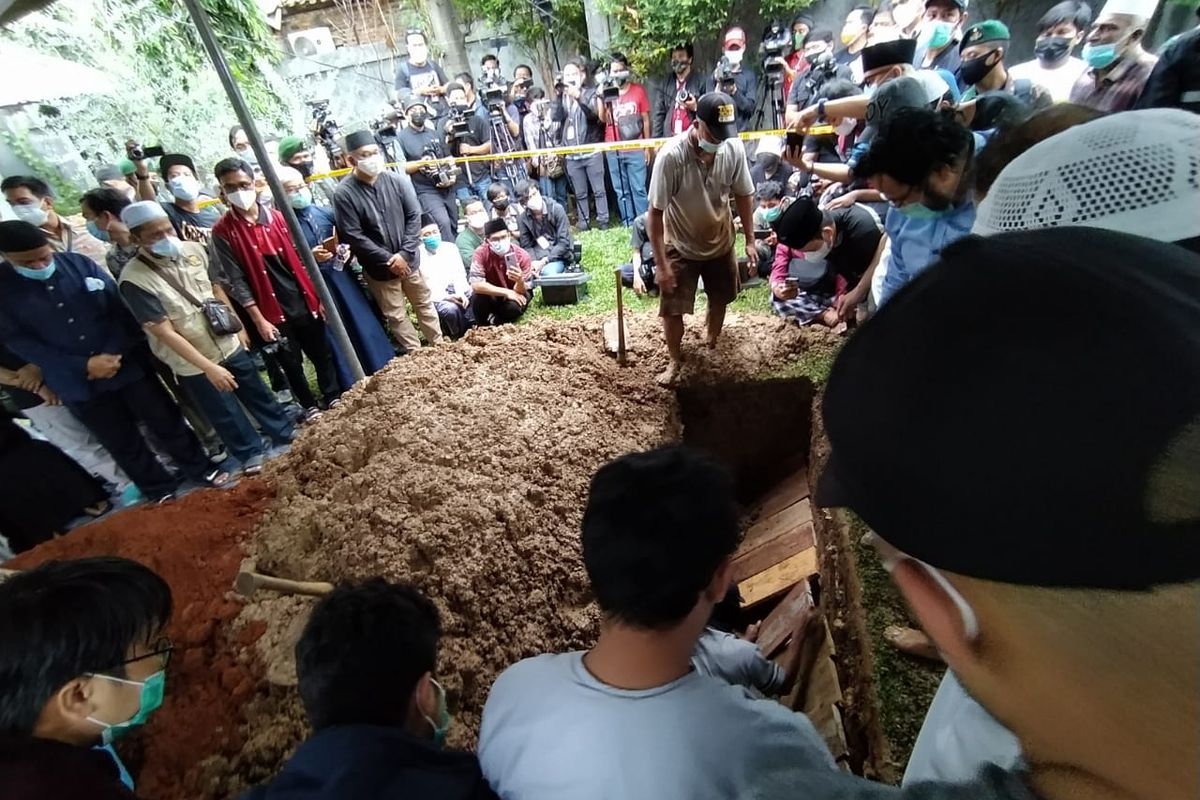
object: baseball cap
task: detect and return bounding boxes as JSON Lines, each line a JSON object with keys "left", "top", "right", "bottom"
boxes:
{"left": 860, "top": 76, "right": 930, "bottom": 144}
{"left": 973, "top": 109, "right": 1200, "bottom": 244}
{"left": 696, "top": 92, "right": 739, "bottom": 141}
{"left": 724, "top": 27, "right": 747, "bottom": 47}
{"left": 960, "top": 20, "right": 1011, "bottom": 51}
{"left": 926, "top": 0, "right": 968, "bottom": 9}
{"left": 816, "top": 227, "right": 1200, "bottom": 590}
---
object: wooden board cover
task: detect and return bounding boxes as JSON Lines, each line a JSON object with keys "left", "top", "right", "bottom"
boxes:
{"left": 738, "top": 547, "right": 818, "bottom": 607}
{"left": 755, "top": 578, "right": 816, "bottom": 658}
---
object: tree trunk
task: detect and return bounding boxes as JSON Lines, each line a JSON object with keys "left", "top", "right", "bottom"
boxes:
{"left": 424, "top": 0, "right": 470, "bottom": 76}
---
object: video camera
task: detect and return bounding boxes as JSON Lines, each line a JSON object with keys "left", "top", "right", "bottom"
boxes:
{"left": 714, "top": 58, "right": 737, "bottom": 90}
{"left": 600, "top": 67, "right": 630, "bottom": 101}
{"left": 801, "top": 51, "right": 840, "bottom": 96}
{"left": 308, "top": 99, "right": 343, "bottom": 163}
{"left": 421, "top": 142, "right": 457, "bottom": 188}
{"left": 446, "top": 104, "right": 474, "bottom": 143}
{"left": 761, "top": 21, "right": 791, "bottom": 83}
{"left": 479, "top": 73, "right": 508, "bottom": 116}
{"left": 125, "top": 142, "right": 165, "bottom": 161}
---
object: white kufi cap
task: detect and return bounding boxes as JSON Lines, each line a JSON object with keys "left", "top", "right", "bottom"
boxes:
{"left": 973, "top": 109, "right": 1200, "bottom": 244}
{"left": 1098, "top": 0, "right": 1159, "bottom": 18}
{"left": 120, "top": 200, "right": 169, "bottom": 230}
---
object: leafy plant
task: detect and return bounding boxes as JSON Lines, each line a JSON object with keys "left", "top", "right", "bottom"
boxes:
{"left": 1, "top": 0, "right": 301, "bottom": 183}
{"left": 452, "top": 0, "right": 589, "bottom": 84}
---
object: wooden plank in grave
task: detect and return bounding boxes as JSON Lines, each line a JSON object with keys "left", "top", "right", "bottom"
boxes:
{"left": 732, "top": 520, "right": 815, "bottom": 584}
{"left": 749, "top": 467, "right": 811, "bottom": 522}
{"left": 739, "top": 547, "right": 818, "bottom": 608}
{"left": 755, "top": 578, "right": 816, "bottom": 658}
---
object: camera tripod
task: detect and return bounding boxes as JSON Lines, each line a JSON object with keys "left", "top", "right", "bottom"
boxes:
{"left": 603, "top": 96, "right": 638, "bottom": 225}
{"left": 751, "top": 72, "right": 788, "bottom": 133}
{"left": 488, "top": 108, "right": 528, "bottom": 187}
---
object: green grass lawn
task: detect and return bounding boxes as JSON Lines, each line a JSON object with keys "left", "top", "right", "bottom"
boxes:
{"left": 522, "top": 227, "right": 773, "bottom": 322}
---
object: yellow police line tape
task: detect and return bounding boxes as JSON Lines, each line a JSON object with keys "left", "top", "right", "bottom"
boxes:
{"left": 301, "top": 126, "right": 833, "bottom": 183}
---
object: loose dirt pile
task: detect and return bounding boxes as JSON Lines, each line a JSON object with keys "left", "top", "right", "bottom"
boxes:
{"left": 5, "top": 480, "right": 275, "bottom": 799}
{"left": 221, "top": 314, "right": 830, "bottom": 793}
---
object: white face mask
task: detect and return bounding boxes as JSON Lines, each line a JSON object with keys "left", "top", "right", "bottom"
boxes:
{"left": 226, "top": 189, "right": 258, "bottom": 211}
{"left": 467, "top": 211, "right": 488, "bottom": 231}
{"left": 834, "top": 118, "right": 858, "bottom": 137}
{"left": 150, "top": 236, "right": 181, "bottom": 259}
{"left": 724, "top": 48, "right": 745, "bottom": 65}
{"left": 806, "top": 239, "right": 832, "bottom": 261}
{"left": 489, "top": 239, "right": 511, "bottom": 255}
{"left": 356, "top": 154, "right": 385, "bottom": 177}
{"left": 11, "top": 202, "right": 48, "bottom": 227}
{"left": 169, "top": 175, "right": 201, "bottom": 202}
{"left": 871, "top": 533, "right": 980, "bottom": 642}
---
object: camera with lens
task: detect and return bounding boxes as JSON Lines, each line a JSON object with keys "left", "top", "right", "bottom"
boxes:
{"left": 421, "top": 142, "right": 457, "bottom": 188}
{"left": 446, "top": 105, "right": 473, "bottom": 143}
{"left": 675, "top": 88, "right": 695, "bottom": 107}
{"left": 553, "top": 72, "right": 565, "bottom": 93}
{"left": 801, "top": 51, "right": 839, "bottom": 96}
{"left": 761, "top": 21, "right": 791, "bottom": 82}
{"left": 125, "top": 142, "right": 165, "bottom": 161}
{"left": 714, "top": 59, "right": 737, "bottom": 90}
{"left": 601, "top": 67, "right": 629, "bottom": 101}
{"left": 308, "top": 99, "right": 343, "bottom": 162}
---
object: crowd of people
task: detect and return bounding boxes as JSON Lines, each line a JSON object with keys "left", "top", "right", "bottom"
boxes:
{"left": 1, "top": 0, "right": 1200, "bottom": 795}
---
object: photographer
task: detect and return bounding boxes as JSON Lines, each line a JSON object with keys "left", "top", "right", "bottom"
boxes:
{"left": 463, "top": 71, "right": 523, "bottom": 193}
{"left": 783, "top": 14, "right": 816, "bottom": 97}
{"left": 510, "top": 63, "right": 536, "bottom": 118}
{"left": 705, "top": 28, "right": 758, "bottom": 132}
{"left": 394, "top": 29, "right": 449, "bottom": 120}
{"left": 651, "top": 44, "right": 707, "bottom": 138}
{"left": 398, "top": 99, "right": 459, "bottom": 242}
{"left": 553, "top": 57, "right": 609, "bottom": 231}
{"left": 522, "top": 87, "right": 570, "bottom": 208}
{"left": 618, "top": 211, "right": 656, "bottom": 295}
{"left": 785, "top": 30, "right": 854, "bottom": 116}
{"left": 600, "top": 52, "right": 651, "bottom": 226}
{"left": 443, "top": 82, "right": 495, "bottom": 211}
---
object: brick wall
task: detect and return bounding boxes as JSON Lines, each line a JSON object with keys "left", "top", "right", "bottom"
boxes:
{"left": 280, "top": 0, "right": 408, "bottom": 50}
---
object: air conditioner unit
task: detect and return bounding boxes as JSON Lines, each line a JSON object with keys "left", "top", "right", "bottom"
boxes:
{"left": 287, "top": 27, "right": 336, "bottom": 57}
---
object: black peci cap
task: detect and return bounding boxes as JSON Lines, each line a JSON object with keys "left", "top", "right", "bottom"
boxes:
{"left": 816, "top": 227, "right": 1200, "bottom": 590}
{"left": 0, "top": 220, "right": 50, "bottom": 252}
{"left": 344, "top": 130, "right": 377, "bottom": 153}
{"left": 774, "top": 197, "right": 823, "bottom": 248}
{"left": 483, "top": 217, "right": 509, "bottom": 237}
{"left": 861, "top": 39, "right": 918, "bottom": 73}
{"left": 696, "top": 92, "right": 739, "bottom": 141}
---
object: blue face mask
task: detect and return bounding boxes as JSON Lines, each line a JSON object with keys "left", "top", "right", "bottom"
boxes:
{"left": 13, "top": 260, "right": 57, "bottom": 281}
{"left": 697, "top": 136, "right": 722, "bottom": 154}
{"left": 421, "top": 678, "right": 452, "bottom": 747}
{"left": 1081, "top": 42, "right": 1119, "bottom": 70}
{"left": 149, "top": 237, "right": 181, "bottom": 259}
{"left": 423, "top": 236, "right": 440, "bottom": 252}
{"left": 87, "top": 220, "right": 111, "bottom": 242}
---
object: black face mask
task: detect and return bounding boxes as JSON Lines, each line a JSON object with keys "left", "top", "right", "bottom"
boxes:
{"left": 409, "top": 111, "right": 428, "bottom": 128}
{"left": 671, "top": 60, "right": 690, "bottom": 75}
{"left": 1034, "top": 36, "right": 1072, "bottom": 64}
{"left": 493, "top": 198, "right": 510, "bottom": 210}
{"left": 295, "top": 160, "right": 314, "bottom": 179}
{"left": 957, "top": 49, "right": 998, "bottom": 86}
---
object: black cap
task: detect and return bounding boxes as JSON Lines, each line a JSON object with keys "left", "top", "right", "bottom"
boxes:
{"left": 344, "top": 130, "right": 376, "bottom": 153}
{"left": 483, "top": 217, "right": 509, "bottom": 237}
{"left": 774, "top": 197, "right": 823, "bottom": 248}
{"left": 816, "top": 227, "right": 1200, "bottom": 590}
{"left": 159, "top": 153, "right": 195, "bottom": 177}
{"left": 859, "top": 76, "right": 930, "bottom": 144}
{"left": 861, "top": 39, "right": 918, "bottom": 73}
{"left": 0, "top": 220, "right": 49, "bottom": 252}
{"left": 696, "top": 92, "right": 739, "bottom": 142}
{"left": 420, "top": 212, "right": 435, "bottom": 228}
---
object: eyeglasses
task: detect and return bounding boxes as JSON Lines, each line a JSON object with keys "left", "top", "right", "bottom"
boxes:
{"left": 104, "top": 637, "right": 174, "bottom": 673}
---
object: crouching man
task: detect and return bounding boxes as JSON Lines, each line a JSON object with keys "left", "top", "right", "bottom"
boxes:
{"left": 240, "top": 579, "right": 497, "bottom": 799}
{"left": 469, "top": 218, "right": 533, "bottom": 326}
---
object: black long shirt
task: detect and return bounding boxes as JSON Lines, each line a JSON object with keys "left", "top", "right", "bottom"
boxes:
{"left": 331, "top": 170, "right": 422, "bottom": 283}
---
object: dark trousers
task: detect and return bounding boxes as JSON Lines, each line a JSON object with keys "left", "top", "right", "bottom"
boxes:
{"left": 277, "top": 315, "right": 340, "bottom": 410}
{"left": 435, "top": 299, "right": 475, "bottom": 339}
{"left": 179, "top": 349, "right": 295, "bottom": 463}
{"left": 471, "top": 292, "right": 528, "bottom": 325}
{"left": 69, "top": 375, "right": 212, "bottom": 497}
{"left": 416, "top": 185, "right": 459, "bottom": 242}
{"left": 565, "top": 153, "right": 609, "bottom": 230}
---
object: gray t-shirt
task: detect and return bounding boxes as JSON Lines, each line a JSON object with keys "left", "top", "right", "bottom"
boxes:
{"left": 648, "top": 132, "right": 754, "bottom": 261}
{"left": 692, "top": 626, "right": 787, "bottom": 696}
{"left": 478, "top": 651, "right": 834, "bottom": 800}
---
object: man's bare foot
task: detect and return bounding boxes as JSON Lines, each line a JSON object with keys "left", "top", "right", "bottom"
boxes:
{"left": 884, "top": 625, "right": 944, "bottom": 663}
{"left": 704, "top": 336, "right": 719, "bottom": 350}
{"left": 656, "top": 360, "right": 683, "bottom": 386}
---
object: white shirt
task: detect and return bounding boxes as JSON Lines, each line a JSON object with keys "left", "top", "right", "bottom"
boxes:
{"left": 419, "top": 243, "right": 471, "bottom": 303}
{"left": 1009, "top": 57, "right": 1088, "bottom": 103}
{"left": 479, "top": 651, "right": 835, "bottom": 800}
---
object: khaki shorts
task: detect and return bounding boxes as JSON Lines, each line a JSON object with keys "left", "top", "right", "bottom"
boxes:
{"left": 658, "top": 246, "right": 738, "bottom": 318}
